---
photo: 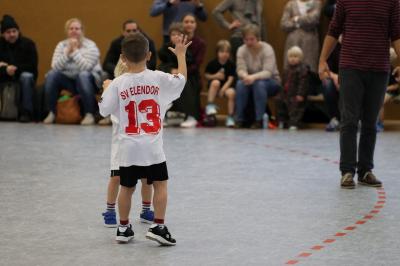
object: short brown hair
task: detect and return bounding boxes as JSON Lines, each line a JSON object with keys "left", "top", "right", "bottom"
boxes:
{"left": 216, "top": 40, "right": 231, "bottom": 54}
{"left": 241, "top": 24, "right": 260, "bottom": 40}
{"left": 168, "top": 22, "right": 184, "bottom": 35}
{"left": 121, "top": 33, "right": 149, "bottom": 63}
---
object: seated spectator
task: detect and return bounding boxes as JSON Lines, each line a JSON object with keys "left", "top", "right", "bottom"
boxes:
{"left": 99, "top": 19, "right": 157, "bottom": 125}
{"left": 181, "top": 13, "right": 206, "bottom": 127}
{"left": 150, "top": 0, "right": 207, "bottom": 44}
{"left": 377, "top": 48, "right": 400, "bottom": 132}
{"left": 43, "top": 18, "right": 103, "bottom": 125}
{"left": 204, "top": 40, "right": 236, "bottom": 127}
{"left": 0, "top": 15, "right": 38, "bottom": 122}
{"left": 212, "top": 0, "right": 265, "bottom": 62}
{"left": 235, "top": 24, "right": 281, "bottom": 129}
{"left": 281, "top": 0, "right": 321, "bottom": 73}
{"left": 277, "top": 46, "right": 309, "bottom": 130}
{"left": 321, "top": 36, "right": 341, "bottom": 132}
{"left": 158, "top": 23, "right": 196, "bottom": 127}
{"left": 103, "top": 19, "right": 157, "bottom": 78}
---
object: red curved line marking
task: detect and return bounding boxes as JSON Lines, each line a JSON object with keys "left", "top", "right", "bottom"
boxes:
{"left": 218, "top": 137, "right": 386, "bottom": 265}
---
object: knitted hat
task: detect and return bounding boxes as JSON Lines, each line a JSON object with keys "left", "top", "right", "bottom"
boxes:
{"left": 1, "top": 15, "right": 19, "bottom": 34}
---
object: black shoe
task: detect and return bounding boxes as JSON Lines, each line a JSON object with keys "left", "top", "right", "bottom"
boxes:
{"left": 19, "top": 111, "right": 31, "bottom": 123}
{"left": 341, "top": 172, "right": 355, "bottom": 189}
{"left": 234, "top": 121, "right": 245, "bottom": 129}
{"left": 146, "top": 225, "right": 176, "bottom": 246}
{"left": 116, "top": 224, "right": 134, "bottom": 243}
{"left": 250, "top": 120, "right": 263, "bottom": 129}
{"left": 358, "top": 172, "right": 382, "bottom": 187}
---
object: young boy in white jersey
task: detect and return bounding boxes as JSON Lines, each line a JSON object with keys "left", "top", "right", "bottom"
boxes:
{"left": 99, "top": 33, "right": 189, "bottom": 245}
{"left": 101, "top": 60, "right": 154, "bottom": 228}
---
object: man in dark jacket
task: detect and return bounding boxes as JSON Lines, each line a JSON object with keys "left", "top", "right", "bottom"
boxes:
{"left": 0, "top": 15, "right": 38, "bottom": 122}
{"left": 103, "top": 19, "right": 157, "bottom": 79}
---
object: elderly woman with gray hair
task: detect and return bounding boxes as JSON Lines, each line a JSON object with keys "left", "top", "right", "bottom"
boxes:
{"left": 43, "top": 18, "right": 102, "bottom": 125}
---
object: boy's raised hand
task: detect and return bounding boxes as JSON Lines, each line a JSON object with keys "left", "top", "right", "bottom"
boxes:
{"left": 168, "top": 34, "right": 192, "bottom": 57}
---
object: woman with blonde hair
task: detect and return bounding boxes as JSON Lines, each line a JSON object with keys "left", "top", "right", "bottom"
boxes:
{"left": 43, "top": 18, "right": 103, "bottom": 125}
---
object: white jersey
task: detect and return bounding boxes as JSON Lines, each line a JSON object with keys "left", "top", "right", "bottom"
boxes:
{"left": 110, "top": 114, "right": 119, "bottom": 171}
{"left": 99, "top": 69, "right": 186, "bottom": 167}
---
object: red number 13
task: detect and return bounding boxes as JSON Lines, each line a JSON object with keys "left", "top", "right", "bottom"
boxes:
{"left": 125, "top": 99, "right": 161, "bottom": 135}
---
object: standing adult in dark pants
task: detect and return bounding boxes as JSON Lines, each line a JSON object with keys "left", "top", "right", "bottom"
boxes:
{"left": 318, "top": 0, "right": 400, "bottom": 189}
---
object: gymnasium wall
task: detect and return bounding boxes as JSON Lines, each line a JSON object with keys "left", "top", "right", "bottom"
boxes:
{"left": 0, "top": 0, "right": 330, "bottom": 84}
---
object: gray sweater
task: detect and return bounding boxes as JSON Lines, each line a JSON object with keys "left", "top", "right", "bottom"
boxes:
{"left": 51, "top": 37, "right": 102, "bottom": 79}
{"left": 212, "top": 0, "right": 265, "bottom": 39}
{"left": 236, "top": 42, "right": 281, "bottom": 84}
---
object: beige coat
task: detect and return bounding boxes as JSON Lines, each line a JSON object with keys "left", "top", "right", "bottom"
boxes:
{"left": 281, "top": 0, "right": 321, "bottom": 72}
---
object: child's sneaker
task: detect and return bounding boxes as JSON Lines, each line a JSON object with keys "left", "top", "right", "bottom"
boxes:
{"left": 376, "top": 120, "right": 384, "bottom": 132}
{"left": 326, "top": 117, "right": 339, "bottom": 132}
{"left": 225, "top": 116, "right": 235, "bottom": 127}
{"left": 116, "top": 224, "right": 134, "bottom": 243}
{"left": 206, "top": 103, "right": 217, "bottom": 115}
{"left": 146, "top": 225, "right": 176, "bottom": 246}
{"left": 140, "top": 209, "right": 154, "bottom": 224}
{"left": 102, "top": 211, "right": 117, "bottom": 228}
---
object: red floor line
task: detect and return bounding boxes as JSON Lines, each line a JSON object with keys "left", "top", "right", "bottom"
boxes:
{"left": 222, "top": 138, "right": 386, "bottom": 265}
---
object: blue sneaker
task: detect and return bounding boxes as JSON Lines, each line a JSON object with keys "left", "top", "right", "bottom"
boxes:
{"left": 102, "top": 211, "right": 117, "bottom": 228}
{"left": 140, "top": 210, "right": 154, "bottom": 224}
{"left": 376, "top": 121, "right": 384, "bottom": 132}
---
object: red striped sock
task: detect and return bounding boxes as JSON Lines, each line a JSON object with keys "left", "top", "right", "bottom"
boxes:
{"left": 142, "top": 201, "right": 151, "bottom": 212}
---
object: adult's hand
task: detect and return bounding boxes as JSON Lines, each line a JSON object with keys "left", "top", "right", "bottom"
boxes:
{"left": 393, "top": 66, "right": 400, "bottom": 82}
{"left": 0, "top": 61, "right": 7, "bottom": 67}
{"left": 229, "top": 20, "right": 242, "bottom": 30}
{"left": 169, "top": 0, "right": 180, "bottom": 5}
{"left": 67, "top": 38, "right": 80, "bottom": 54}
{"left": 6, "top": 65, "right": 17, "bottom": 76}
{"left": 243, "top": 75, "right": 255, "bottom": 85}
{"left": 318, "top": 60, "right": 331, "bottom": 81}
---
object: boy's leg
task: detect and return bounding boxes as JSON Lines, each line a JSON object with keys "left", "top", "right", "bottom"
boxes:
{"left": 102, "top": 173, "right": 120, "bottom": 227}
{"left": 140, "top": 178, "right": 154, "bottom": 224}
{"left": 146, "top": 180, "right": 176, "bottom": 246}
{"left": 118, "top": 185, "right": 135, "bottom": 222}
{"left": 206, "top": 80, "right": 221, "bottom": 115}
{"left": 208, "top": 80, "right": 221, "bottom": 103}
{"left": 288, "top": 100, "right": 306, "bottom": 128}
{"left": 116, "top": 185, "right": 135, "bottom": 243}
{"left": 224, "top": 88, "right": 236, "bottom": 116}
{"left": 152, "top": 180, "right": 168, "bottom": 221}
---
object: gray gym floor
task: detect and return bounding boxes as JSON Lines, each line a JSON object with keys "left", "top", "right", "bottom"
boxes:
{"left": 0, "top": 122, "right": 399, "bottom": 266}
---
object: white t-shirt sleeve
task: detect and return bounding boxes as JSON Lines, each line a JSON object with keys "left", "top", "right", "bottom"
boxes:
{"left": 99, "top": 80, "right": 119, "bottom": 117}
{"left": 157, "top": 71, "right": 186, "bottom": 105}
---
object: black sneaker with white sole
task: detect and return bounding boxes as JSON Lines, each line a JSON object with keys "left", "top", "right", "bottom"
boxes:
{"left": 116, "top": 224, "right": 134, "bottom": 243}
{"left": 146, "top": 225, "right": 176, "bottom": 246}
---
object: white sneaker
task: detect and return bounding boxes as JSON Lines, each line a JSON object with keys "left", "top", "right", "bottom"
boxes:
{"left": 180, "top": 116, "right": 197, "bottom": 128}
{"left": 98, "top": 116, "right": 111, "bottom": 125}
{"left": 206, "top": 104, "right": 217, "bottom": 115}
{"left": 289, "top": 126, "right": 298, "bottom": 131}
{"left": 80, "top": 113, "right": 95, "bottom": 125}
{"left": 225, "top": 116, "right": 235, "bottom": 127}
{"left": 43, "top": 112, "right": 55, "bottom": 124}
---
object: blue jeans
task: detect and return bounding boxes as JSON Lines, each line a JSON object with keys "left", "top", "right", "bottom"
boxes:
{"left": 321, "top": 78, "right": 340, "bottom": 120}
{"left": 44, "top": 70, "right": 97, "bottom": 114}
{"left": 235, "top": 79, "right": 280, "bottom": 122}
{"left": 19, "top": 72, "right": 35, "bottom": 113}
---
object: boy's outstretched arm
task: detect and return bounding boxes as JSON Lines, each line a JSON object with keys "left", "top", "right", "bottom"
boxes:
{"left": 168, "top": 35, "right": 192, "bottom": 80}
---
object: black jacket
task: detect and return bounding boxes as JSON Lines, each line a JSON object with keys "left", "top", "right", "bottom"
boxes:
{"left": 0, "top": 35, "right": 38, "bottom": 82}
{"left": 103, "top": 34, "right": 157, "bottom": 78}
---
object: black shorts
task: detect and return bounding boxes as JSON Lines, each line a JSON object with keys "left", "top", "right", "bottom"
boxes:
{"left": 110, "top": 170, "right": 120, "bottom": 177}
{"left": 119, "top": 161, "right": 169, "bottom": 187}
